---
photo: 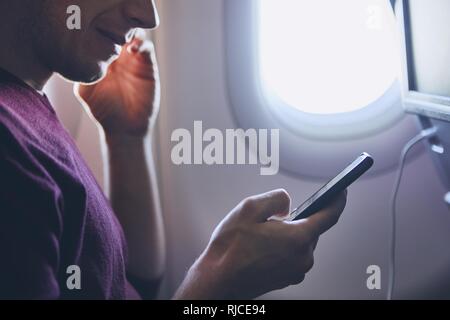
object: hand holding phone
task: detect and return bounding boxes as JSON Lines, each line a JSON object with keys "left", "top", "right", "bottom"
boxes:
{"left": 286, "top": 153, "right": 374, "bottom": 222}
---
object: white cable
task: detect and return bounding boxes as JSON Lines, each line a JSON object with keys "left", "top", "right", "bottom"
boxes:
{"left": 387, "top": 126, "right": 438, "bottom": 300}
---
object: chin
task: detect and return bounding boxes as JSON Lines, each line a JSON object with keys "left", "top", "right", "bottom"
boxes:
{"left": 58, "top": 59, "right": 110, "bottom": 84}
{"left": 55, "top": 40, "right": 122, "bottom": 84}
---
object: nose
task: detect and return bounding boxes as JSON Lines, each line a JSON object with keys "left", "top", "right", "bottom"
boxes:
{"left": 123, "top": 0, "right": 160, "bottom": 29}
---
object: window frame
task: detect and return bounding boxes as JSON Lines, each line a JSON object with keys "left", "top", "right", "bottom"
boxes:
{"left": 224, "top": 0, "right": 422, "bottom": 178}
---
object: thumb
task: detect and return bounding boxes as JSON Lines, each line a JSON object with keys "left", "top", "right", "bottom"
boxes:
{"left": 242, "top": 189, "right": 291, "bottom": 223}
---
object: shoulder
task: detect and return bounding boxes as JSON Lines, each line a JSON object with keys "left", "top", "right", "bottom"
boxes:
{"left": 0, "top": 102, "right": 61, "bottom": 198}
{"left": 0, "top": 102, "right": 34, "bottom": 166}
{"left": 0, "top": 104, "right": 64, "bottom": 241}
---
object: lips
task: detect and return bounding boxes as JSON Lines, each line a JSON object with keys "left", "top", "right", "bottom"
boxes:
{"left": 97, "top": 28, "right": 126, "bottom": 46}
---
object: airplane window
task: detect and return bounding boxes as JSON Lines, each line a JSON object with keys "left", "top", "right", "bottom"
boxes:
{"left": 259, "top": 0, "right": 400, "bottom": 115}
{"left": 226, "top": 0, "right": 419, "bottom": 178}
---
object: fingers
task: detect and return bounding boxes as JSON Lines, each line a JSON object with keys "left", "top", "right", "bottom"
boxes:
{"left": 299, "top": 191, "right": 347, "bottom": 238}
{"left": 113, "top": 33, "right": 158, "bottom": 81}
{"left": 312, "top": 237, "right": 319, "bottom": 250}
{"left": 124, "top": 30, "right": 156, "bottom": 66}
{"left": 273, "top": 272, "right": 306, "bottom": 291}
{"left": 126, "top": 37, "right": 144, "bottom": 54}
{"left": 291, "top": 273, "right": 306, "bottom": 285}
{"left": 240, "top": 189, "right": 291, "bottom": 223}
{"left": 125, "top": 28, "right": 145, "bottom": 53}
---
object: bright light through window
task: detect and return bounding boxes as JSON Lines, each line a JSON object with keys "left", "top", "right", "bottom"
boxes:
{"left": 260, "top": 0, "right": 400, "bottom": 115}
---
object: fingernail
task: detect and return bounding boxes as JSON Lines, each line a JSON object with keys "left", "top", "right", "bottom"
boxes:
{"left": 134, "top": 28, "right": 147, "bottom": 40}
{"left": 138, "top": 41, "right": 156, "bottom": 54}
{"left": 126, "top": 29, "right": 137, "bottom": 42}
{"left": 127, "top": 44, "right": 140, "bottom": 54}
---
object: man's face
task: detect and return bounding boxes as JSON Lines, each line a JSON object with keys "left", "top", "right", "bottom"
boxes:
{"left": 28, "top": 0, "right": 159, "bottom": 83}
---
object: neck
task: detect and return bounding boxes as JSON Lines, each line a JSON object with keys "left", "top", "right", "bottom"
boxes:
{"left": 0, "top": 15, "right": 53, "bottom": 91}
{"left": 0, "top": 49, "right": 53, "bottom": 92}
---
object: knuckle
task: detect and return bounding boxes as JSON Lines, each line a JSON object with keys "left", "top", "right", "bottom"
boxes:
{"left": 325, "top": 192, "right": 347, "bottom": 225}
{"left": 325, "top": 209, "right": 341, "bottom": 227}
{"left": 291, "top": 235, "right": 311, "bottom": 253}
{"left": 292, "top": 238, "right": 308, "bottom": 252}
{"left": 302, "top": 254, "right": 315, "bottom": 273}
{"left": 275, "top": 189, "right": 291, "bottom": 206}
{"left": 234, "top": 224, "right": 248, "bottom": 238}
{"left": 241, "top": 197, "right": 258, "bottom": 213}
{"left": 330, "top": 212, "right": 340, "bottom": 226}
{"left": 285, "top": 270, "right": 305, "bottom": 286}
{"left": 295, "top": 274, "right": 306, "bottom": 285}
{"left": 306, "top": 259, "right": 315, "bottom": 273}
{"left": 336, "top": 192, "right": 347, "bottom": 213}
{"left": 210, "top": 224, "right": 246, "bottom": 249}
{"left": 298, "top": 228, "right": 314, "bottom": 246}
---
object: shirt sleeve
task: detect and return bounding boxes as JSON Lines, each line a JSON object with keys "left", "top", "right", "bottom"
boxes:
{"left": 0, "top": 126, "right": 63, "bottom": 299}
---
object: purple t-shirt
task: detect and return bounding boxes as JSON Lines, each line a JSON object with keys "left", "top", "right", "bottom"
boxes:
{"left": 0, "top": 68, "right": 148, "bottom": 299}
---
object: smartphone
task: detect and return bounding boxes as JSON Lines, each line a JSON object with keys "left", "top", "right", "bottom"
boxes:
{"left": 285, "top": 152, "right": 374, "bottom": 222}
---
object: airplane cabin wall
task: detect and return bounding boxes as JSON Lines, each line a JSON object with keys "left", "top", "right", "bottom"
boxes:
{"left": 153, "top": 0, "right": 450, "bottom": 299}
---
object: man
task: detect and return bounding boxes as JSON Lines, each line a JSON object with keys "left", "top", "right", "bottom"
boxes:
{"left": 0, "top": 0, "right": 346, "bottom": 299}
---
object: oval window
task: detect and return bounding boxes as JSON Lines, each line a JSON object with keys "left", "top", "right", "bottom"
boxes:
{"left": 259, "top": 0, "right": 400, "bottom": 115}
